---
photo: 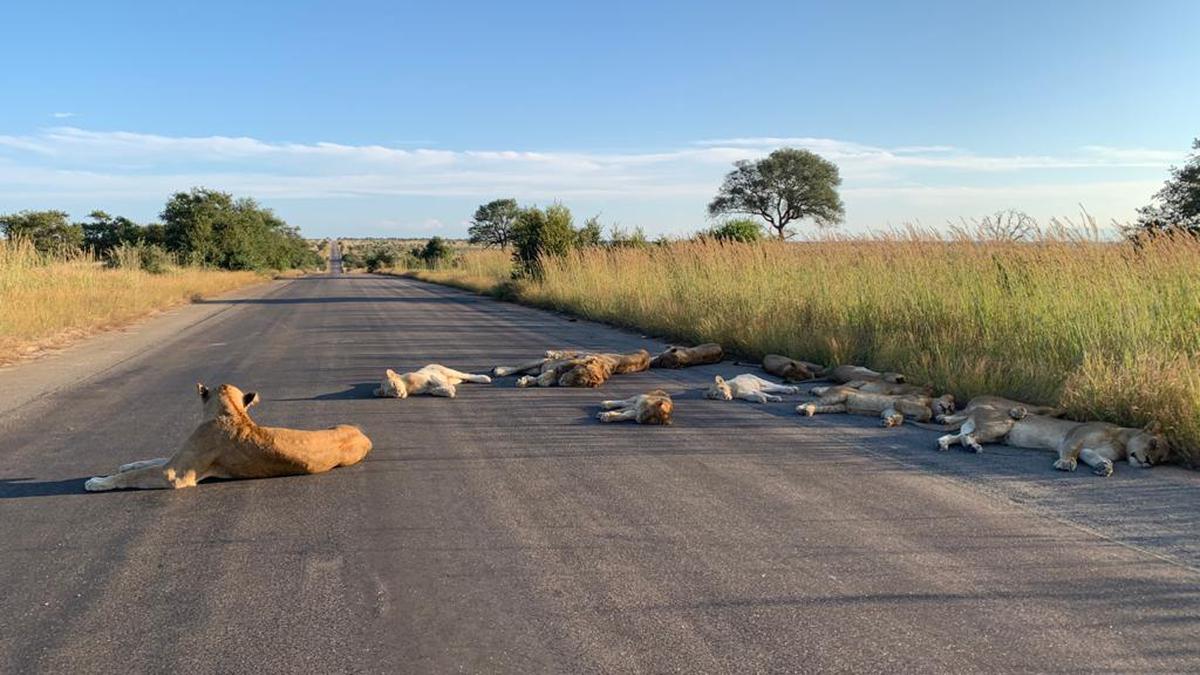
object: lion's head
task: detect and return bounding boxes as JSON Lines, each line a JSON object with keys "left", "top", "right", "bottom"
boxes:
{"left": 374, "top": 369, "right": 408, "bottom": 398}
{"left": 1128, "top": 423, "right": 1170, "bottom": 467}
{"left": 933, "top": 394, "right": 956, "bottom": 418}
{"left": 559, "top": 357, "right": 612, "bottom": 388}
{"left": 706, "top": 375, "right": 733, "bottom": 401}
{"left": 639, "top": 390, "right": 674, "bottom": 425}
{"left": 649, "top": 346, "right": 684, "bottom": 369}
{"left": 882, "top": 372, "right": 907, "bottom": 384}
{"left": 198, "top": 382, "right": 259, "bottom": 419}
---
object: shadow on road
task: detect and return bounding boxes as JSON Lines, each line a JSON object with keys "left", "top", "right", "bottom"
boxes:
{"left": 275, "top": 382, "right": 380, "bottom": 401}
{"left": 0, "top": 477, "right": 87, "bottom": 498}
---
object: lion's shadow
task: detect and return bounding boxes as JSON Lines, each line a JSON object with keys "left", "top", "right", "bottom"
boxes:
{"left": 0, "top": 477, "right": 88, "bottom": 499}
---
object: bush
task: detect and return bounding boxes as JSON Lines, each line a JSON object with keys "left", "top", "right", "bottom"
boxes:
{"left": 105, "top": 243, "right": 175, "bottom": 274}
{"left": 702, "top": 218, "right": 765, "bottom": 243}
{"left": 511, "top": 204, "right": 576, "bottom": 278}
{"left": 418, "top": 236, "right": 455, "bottom": 267}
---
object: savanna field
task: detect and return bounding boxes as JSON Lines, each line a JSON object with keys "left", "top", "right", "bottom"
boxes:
{"left": 401, "top": 234, "right": 1200, "bottom": 465}
{"left": 0, "top": 239, "right": 264, "bottom": 365}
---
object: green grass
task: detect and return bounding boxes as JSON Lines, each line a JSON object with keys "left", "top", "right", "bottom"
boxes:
{"left": 392, "top": 233, "right": 1200, "bottom": 466}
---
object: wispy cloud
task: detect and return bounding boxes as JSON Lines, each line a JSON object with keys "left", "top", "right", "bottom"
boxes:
{"left": 50, "top": 112, "right": 77, "bottom": 119}
{"left": 0, "top": 126, "right": 1184, "bottom": 230}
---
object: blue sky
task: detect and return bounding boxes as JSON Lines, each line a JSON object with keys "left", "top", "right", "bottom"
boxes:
{"left": 1, "top": 0, "right": 1197, "bottom": 237}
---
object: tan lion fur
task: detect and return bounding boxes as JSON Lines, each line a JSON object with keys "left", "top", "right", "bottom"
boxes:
{"left": 375, "top": 364, "right": 492, "bottom": 398}
{"left": 798, "top": 385, "right": 954, "bottom": 427}
{"left": 85, "top": 383, "right": 373, "bottom": 491}
{"left": 649, "top": 343, "right": 724, "bottom": 369}
{"left": 761, "top": 354, "right": 824, "bottom": 382}
{"left": 705, "top": 374, "right": 799, "bottom": 403}
{"left": 1052, "top": 421, "right": 1169, "bottom": 476}
{"left": 597, "top": 389, "right": 674, "bottom": 424}
{"left": 934, "top": 395, "right": 1063, "bottom": 453}
{"left": 498, "top": 349, "right": 651, "bottom": 388}
{"left": 823, "top": 364, "right": 907, "bottom": 384}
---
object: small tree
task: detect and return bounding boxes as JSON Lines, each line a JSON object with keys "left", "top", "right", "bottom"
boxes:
{"left": 703, "top": 218, "right": 765, "bottom": 243}
{"left": 81, "top": 210, "right": 147, "bottom": 255}
{"left": 1136, "top": 138, "right": 1200, "bottom": 236}
{"left": 708, "top": 148, "right": 845, "bottom": 239}
{"left": 0, "top": 210, "right": 84, "bottom": 254}
{"left": 510, "top": 204, "right": 576, "bottom": 278}
{"left": 468, "top": 198, "right": 519, "bottom": 248}
{"left": 575, "top": 215, "right": 604, "bottom": 247}
{"left": 418, "top": 236, "right": 454, "bottom": 267}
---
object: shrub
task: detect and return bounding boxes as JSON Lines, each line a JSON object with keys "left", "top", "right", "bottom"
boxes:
{"left": 702, "top": 218, "right": 765, "bottom": 243}
{"left": 511, "top": 204, "right": 576, "bottom": 278}
{"left": 105, "top": 243, "right": 175, "bottom": 274}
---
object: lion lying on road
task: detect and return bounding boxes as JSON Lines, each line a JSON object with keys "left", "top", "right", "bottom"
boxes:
{"left": 649, "top": 343, "right": 723, "bottom": 369}
{"left": 933, "top": 396, "right": 1167, "bottom": 476}
{"left": 375, "top": 364, "right": 492, "bottom": 398}
{"left": 934, "top": 395, "right": 1064, "bottom": 453}
{"left": 798, "top": 386, "right": 954, "bottom": 426}
{"left": 706, "top": 374, "right": 799, "bottom": 403}
{"left": 825, "top": 364, "right": 908, "bottom": 384}
{"left": 85, "top": 383, "right": 373, "bottom": 491}
{"left": 494, "top": 349, "right": 651, "bottom": 388}
{"left": 761, "top": 354, "right": 824, "bottom": 382}
{"left": 811, "top": 380, "right": 933, "bottom": 397}
{"left": 597, "top": 389, "right": 674, "bottom": 424}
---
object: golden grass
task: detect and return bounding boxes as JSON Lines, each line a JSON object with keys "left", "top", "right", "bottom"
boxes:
{"left": 0, "top": 240, "right": 264, "bottom": 364}
{"left": 396, "top": 234, "right": 1200, "bottom": 465}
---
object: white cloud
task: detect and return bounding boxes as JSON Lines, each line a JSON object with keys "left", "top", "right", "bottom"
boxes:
{"left": 50, "top": 112, "right": 77, "bottom": 119}
{"left": 0, "top": 126, "right": 1184, "bottom": 231}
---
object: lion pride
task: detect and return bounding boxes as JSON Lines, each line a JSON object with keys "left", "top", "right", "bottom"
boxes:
{"left": 85, "top": 383, "right": 373, "bottom": 491}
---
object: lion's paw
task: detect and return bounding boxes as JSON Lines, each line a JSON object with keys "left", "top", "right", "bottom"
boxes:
{"left": 84, "top": 476, "right": 113, "bottom": 492}
{"left": 477, "top": 375, "right": 492, "bottom": 384}
{"left": 882, "top": 414, "right": 904, "bottom": 428}
{"left": 1053, "top": 458, "right": 1077, "bottom": 472}
{"left": 1092, "top": 460, "right": 1114, "bottom": 477}
{"left": 936, "top": 436, "right": 953, "bottom": 451}
{"left": 797, "top": 404, "right": 816, "bottom": 416}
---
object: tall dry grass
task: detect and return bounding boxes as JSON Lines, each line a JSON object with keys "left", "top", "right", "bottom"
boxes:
{"left": 0, "top": 239, "right": 263, "bottom": 364}
{"left": 402, "top": 233, "right": 1200, "bottom": 465}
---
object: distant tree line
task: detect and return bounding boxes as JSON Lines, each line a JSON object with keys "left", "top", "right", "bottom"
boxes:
{"left": 0, "top": 187, "right": 321, "bottom": 271}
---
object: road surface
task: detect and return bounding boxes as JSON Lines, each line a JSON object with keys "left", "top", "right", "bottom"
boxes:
{"left": 1, "top": 266, "right": 1198, "bottom": 673}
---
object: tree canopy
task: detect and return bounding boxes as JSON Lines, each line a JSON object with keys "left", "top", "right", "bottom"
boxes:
{"left": 0, "top": 210, "right": 83, "bottom": 254}
{"left": 468, "top": 198, "right": 519, "bottom": 248}
{"left": 707, "top": 148, "right": 844, "bottom": 239}
{"left": 1137, "top": 138, "right": 1200, "bottom": 236}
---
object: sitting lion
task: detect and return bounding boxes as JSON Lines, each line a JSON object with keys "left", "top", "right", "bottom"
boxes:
{"left": 597, "top": 389, "right": 674, "bottom": 424}
{"left": 85, "top": 383, "right": 373, "bottom": 491}
{"left": 705, "top": 374, "right": 799, "bottom": 403}
{"left": 762, "top": 354, "right": 824, "bottom": 382}
{"left": 497, "top": 349, "right": 650, "bottom": 388}
{"left": 1053, "top": 421, "right": 1169, "bottom": 476}
{"left": 798, "top": 385, "right": 954, "bottom": 426}
{"left": 650, "top": 343, "right": 724, "bottom": 369}
{"left": 375, "top": 364, "right": 492, "bottom": 398}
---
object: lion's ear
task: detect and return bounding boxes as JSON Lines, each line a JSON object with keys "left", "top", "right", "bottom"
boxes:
{"left": 714, "top": 375, "right": 725, "bottom": 384}
{"left": 1145, "top": 420, "right": 1163, "bottom": 434}
{"left": 242, "top": 391, "right": 260, "bottom": 408}
{"left": 197, "top": 383, "right": 210, "bottom": 400}
{"left": 385, "top": 368, "right": 397, "bottom": 376}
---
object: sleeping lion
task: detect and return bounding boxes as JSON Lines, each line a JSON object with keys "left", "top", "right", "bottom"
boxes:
{"left": 495, "top": 349, "right": 651, "bottom": 388}
{"left": 649, "top": 343, "right": 724, "bottom": 369}
{"left": 933, "top": 396, "right": 1167, "bottom": 476}
{"left": 85, "top": 383, "right": 373, "bottom": 491}
{"left": 597, "top": 389, "right": 674, "bottom": 424}
{"left": 798, "top": 385, "right": 954, "bottom": 427}
{"left": 375, "top": 364, "right": 492, "bottom": 398}
{"left": 705, "top": 374, "right": 799, "bottom": 403}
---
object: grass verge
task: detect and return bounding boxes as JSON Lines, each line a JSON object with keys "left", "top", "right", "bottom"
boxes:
{"left": 391, "top": 235, "right": 1200, "bottom": 466}
{"left": 0, "top": 240, "right": 265, "bottom": 365}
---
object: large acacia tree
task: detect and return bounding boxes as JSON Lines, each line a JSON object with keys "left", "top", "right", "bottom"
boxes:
{"left": 468, "top": 198, "right": 519, "bottom": 248}
{"left": 708, "top": 148, "right": 845, "bottom": 239}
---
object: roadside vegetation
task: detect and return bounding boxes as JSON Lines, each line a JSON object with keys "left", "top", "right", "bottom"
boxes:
{"left": 0, "top": 187, "right": 323, "bottom": 364}
{"left": 389, "top": 139, "right": 1200, "bottom": 465}
{"left": 0, "top": 239, "right": 262, "bottom": 364}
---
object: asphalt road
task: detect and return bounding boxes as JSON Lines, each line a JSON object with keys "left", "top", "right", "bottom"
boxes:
{"left": 1, "top": 261, "right": 1198, "bottom": 672}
